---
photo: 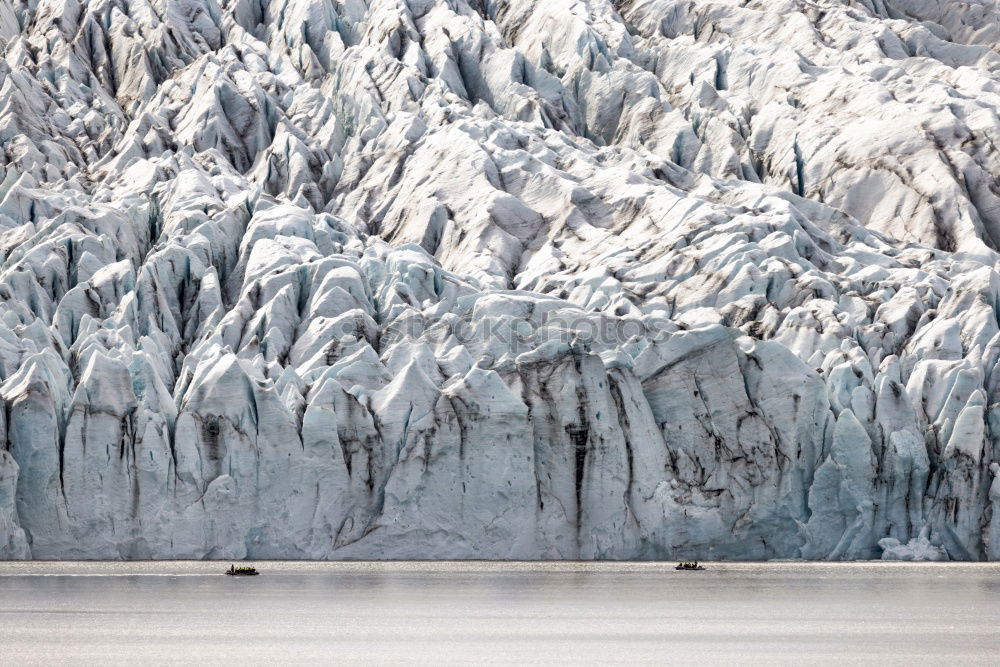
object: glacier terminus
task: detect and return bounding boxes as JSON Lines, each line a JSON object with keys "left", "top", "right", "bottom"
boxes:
{"left": 2, "top": 0, "right": 1000, "bottom": 561}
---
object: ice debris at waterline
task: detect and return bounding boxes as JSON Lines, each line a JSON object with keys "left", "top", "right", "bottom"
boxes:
{"left": 1, "top": 0, "right": 1000, "bottom": 561}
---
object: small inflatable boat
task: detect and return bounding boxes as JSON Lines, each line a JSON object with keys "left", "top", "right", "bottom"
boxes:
{"left": 675, "top": 562, "right": 705, "bottom": 571}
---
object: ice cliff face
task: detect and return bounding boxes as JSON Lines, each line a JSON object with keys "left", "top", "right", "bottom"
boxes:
{"left": 2, "top": 0, "right": 1000, "bottom": 560}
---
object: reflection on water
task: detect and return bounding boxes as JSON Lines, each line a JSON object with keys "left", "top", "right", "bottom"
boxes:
{"left": 1, "top": 562, "right": 998, "bottom": 665}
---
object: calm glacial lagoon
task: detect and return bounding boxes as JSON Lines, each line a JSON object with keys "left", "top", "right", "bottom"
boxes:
{"left": 1, "top": 562, "right": 998, "bottom": 665}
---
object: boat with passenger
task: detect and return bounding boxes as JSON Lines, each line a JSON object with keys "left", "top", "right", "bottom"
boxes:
{"left": 225, "top": 564, "right": 259, "bottom": 576}
{"left": 675, "top": 561, "right": 705, "bottom": 571}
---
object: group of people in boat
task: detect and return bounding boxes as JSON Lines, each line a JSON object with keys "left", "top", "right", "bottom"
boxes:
{"left": 677, "top": 561, "right": 701, "bottom": 569}
{"left": 227, "top": 564, "right": 257, "bottom": 574}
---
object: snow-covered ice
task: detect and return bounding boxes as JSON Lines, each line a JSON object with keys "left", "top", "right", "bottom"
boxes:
{"left": 1, "top": 0, "right": 1000, "bottom": 559}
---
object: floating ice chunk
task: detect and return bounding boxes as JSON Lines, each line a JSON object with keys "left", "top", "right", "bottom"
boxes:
{"left": 879, "top": 528, "right": 948, "bottom": 562}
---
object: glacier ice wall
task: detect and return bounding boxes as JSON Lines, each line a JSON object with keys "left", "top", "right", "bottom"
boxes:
{"left": 2, "top": 0, "right": 1000, "bottom": 559}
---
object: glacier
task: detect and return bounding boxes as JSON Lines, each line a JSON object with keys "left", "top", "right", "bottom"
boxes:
{"left": 1, "top": 0, "right": 1000, "bottom": 560}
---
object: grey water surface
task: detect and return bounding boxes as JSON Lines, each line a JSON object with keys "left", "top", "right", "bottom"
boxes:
{"left": 0, "top": 562, "right": 997, "bottom": 665}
